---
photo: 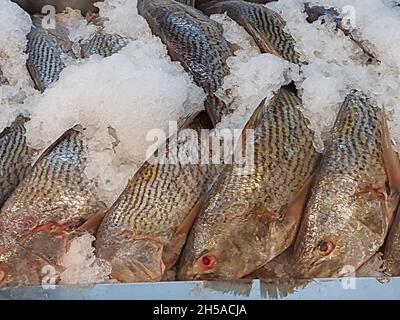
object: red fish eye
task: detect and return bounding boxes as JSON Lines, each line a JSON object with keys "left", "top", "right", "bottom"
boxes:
{"left": 199, "top": 255, "right": 217, "bottom": 269}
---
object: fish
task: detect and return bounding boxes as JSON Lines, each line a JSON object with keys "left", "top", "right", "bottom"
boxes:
{"left": 80, "top": 31, "right": 131, "bottom": 58}
{"left": 11, "top": 0, "right": 101, "bottom": 15}
{"left": 0, "top": 126, "right": 107, "bottom": 286}
{"left": 293, "top": 91, "right": 400, "bottom": 278}
{"left": 178, "top": 87, "right": 320, "bottom": 280}
{"left": 197, "top": 0, "right": 301, "bottom": 64}
{"left": 95, "top": 112, "right": 223, "bottom": 282}
{"left": 26, "top": 16, "right": 74, "bottom": 92}
{"left": 383, "top": 206, "right": 400, "bottom": 276}
{"left": 137, "top": 0, "right": 234, "bottom": 125}
{"left": 0, "top": 116, "right": 37, "bottom": 207}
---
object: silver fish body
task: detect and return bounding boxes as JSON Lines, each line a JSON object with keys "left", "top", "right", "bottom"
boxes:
{"left": 178, "top": 87, "right": 319, "bottom": 280}
{"left": 80, "top": 31, "right": 131, "bottom": 58}
{"left": 198, "top": 0, "right": 301, "bottom": 64}
{"left": 26, "top": 16, "right": 73, "bottom": 92}
{"left": 137, "top": 0, "right": 234, "bottom": 125}
{"left": 0, "top": 116, "right": 36, "bottom": 206}
{"left": 0, "top": 126, "right": 105, "bottom": 286}
{"left": 293, "top": 91, "right": 400, "bottom": 278}
{"left": 96, "top": 113, "right": 222, "bottom": 282}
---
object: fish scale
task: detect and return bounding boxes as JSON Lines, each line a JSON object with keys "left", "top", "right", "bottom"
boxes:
{"left": 178, "top": 87, "right": 319, "bottom": 280}
{"left": 293, "top": 91, "right": 399, "bottom": 278}
{"left": 96, "top": 114, "right": 223, "bottom": 282}
{"left": 0, "top": 116, "right": 36, "bottom": 206}
{"left": 198, "top": 0, "right": 301, "bottom": 64}
{"left": 26, "top": 17, "right": 72, "bottom": 92}
{"left": 80, "top": 32, "right": 131, "bottom": 58}
{"left": 138, "top": 0, "right": 233, "bottom": 125}
{"left": 0, "top": 126, "right": 105, "bottom": 285}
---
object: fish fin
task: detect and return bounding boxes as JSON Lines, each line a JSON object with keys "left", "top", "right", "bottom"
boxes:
{"left": 243, "top": 98, "right": 266, "bottom": 131}
{"left": 174, "top": 194, "right": 206, "bottom": 236}
{"left": 35, "top": 125, "right": 85, "bottom": 162}
{"left": 78, "top": 205, "right": 108, "bottom": 234}
{"left": 381, "top": 108, "right": 400, "bottom": 190}
{"left": 26, "top": 60, "right": 45, "bottom": 92}
{"left": 285, "top": 175, "right": 314, "bottom": 221}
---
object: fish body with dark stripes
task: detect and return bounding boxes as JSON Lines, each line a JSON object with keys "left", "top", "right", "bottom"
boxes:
{"left": 26, "top": 16, "right": 73, "bottom": 92}
{"left": 178, "top": 87, "right": 319, "bottom": 280}
{"left": 0, "top": 116, "right": 37, "bottom": 207}
{"left": 0, "top": 126, "right": 106, "bottom": 286}
{"left": 96, "top": 113, "right": 223, "bottom": 282}
{"left": 293, "top": 91, "right": 400, "bottom": 278}
{"left": 137, "top": 0, "right": 234, "bottom": 125}
{"left": 197, "top": 0, "right": 301, "bottom": 64}
{"left": 80, "top": 31, "right": 131, "bottom": 58}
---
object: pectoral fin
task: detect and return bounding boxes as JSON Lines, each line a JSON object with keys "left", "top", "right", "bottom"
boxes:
{"left": 175, "top": 195, "right": 206, "bottom": 237}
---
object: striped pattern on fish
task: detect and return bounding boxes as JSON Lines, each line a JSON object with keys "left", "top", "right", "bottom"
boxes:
{"left": 198, "top": 0, "right": 301, "bottom": 64}
{"left": 96, "top": 113, "right": 223, "bottom": 282}
{"left": 293, "top": 91, "right": 400, "bottom": 278}
{"left": 0, "top": 116, "right": 36, "bottom": 206}
{"left": 138, "top": 0, "right": 234, "bottom": 125}
{"left": 0, "top": 126, "right": 105, "bottom": 286}
{"left": 80, "top": 32, "right": 131, "bottom": 58}
{"left": 178, "top": 87, "right": 319, "bottom": 280}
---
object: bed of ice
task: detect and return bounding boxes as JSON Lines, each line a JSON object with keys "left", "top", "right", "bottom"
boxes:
{"left": 1, "top": 0, "right": 400, "bottom": 283}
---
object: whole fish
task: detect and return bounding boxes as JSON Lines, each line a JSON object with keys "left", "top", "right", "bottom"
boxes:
{"left": 383, "top": 206, "right": 400, "bottom": 276}
{"left": 0, "top": 116, "right": 37, "bottom": 207}
{"left": 26, "top": 16, "right": 73, "bottom": 92}
{"left": 0, "top": 126, "right": 106, "bottom": 286}
{"left": 96, "top": 112, "right": 223, "bottom": 282}
{"left": 178, "top": 87, "right": 319, "bottom": 280}
{"left": 197, "top": 0, "right": 300, "bottom": 64}
{"left": 137, "top": 0, "right": 234, "bottom": 125}
{"left": 293, "top": 91, "right": 400, "bottom": 278}
{"left": 80, "top": 31, "right": 131, "bottom": 58}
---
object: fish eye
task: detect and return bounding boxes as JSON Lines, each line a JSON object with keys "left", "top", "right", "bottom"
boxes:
{"left": 318, "top": 240, "right": 335, "bottom": 256}
{"left": 198, "top": 255, "right": 217, "bottom": 269}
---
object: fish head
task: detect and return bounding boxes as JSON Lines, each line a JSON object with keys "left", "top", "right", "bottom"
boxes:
{"left": 0, "top": 232, "right": 68, "bottom": 286}
{"left": 96, "top": 228, "right": 165, "bottom": 282}
{"left": 178, "top": 202, "right": 271, "bottom": 280}
{"left": 0, "top": 217, "right": 75, "bottom": 286}
{"left": 293, "top": 177, "right": 386, "bottom": 278}
{"left": 293, "top": 231, "right": 364, "bottom": 278}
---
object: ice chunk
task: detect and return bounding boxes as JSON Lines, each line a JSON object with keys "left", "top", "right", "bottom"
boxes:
{"left": 56, "top": 8, "right": 99, "bottom": 43}
{"left": 24, "top": 37, "right": 204, "bottom": 204}
{"left": 0, "top": 0, "right": 33, "bottom": 87}
{"left": 59, "top": 233, "right": 112, "bottom": 285}
{"left": 209, "top": 13, "right": 297, "bottom": 131}
{"left": 95, "top": 0, "right": 151, "bottom": 38}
